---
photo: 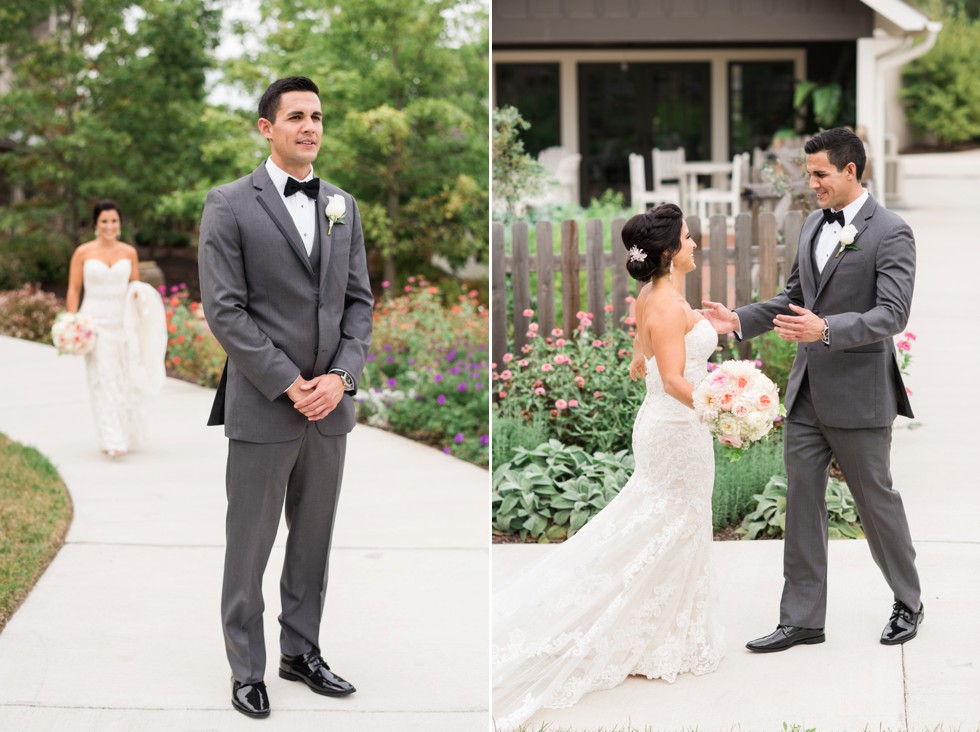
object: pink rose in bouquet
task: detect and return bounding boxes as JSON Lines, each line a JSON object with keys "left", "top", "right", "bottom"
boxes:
{"left": 51, "top": 312, "right": 97, "bottom": 356}
{"left": 693, "top": 360, "right": 781, "bottom": 457}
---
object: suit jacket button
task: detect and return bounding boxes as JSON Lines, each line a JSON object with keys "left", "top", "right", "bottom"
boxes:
{"left": 313, "top": 347, "right": 318, "bottom": 355}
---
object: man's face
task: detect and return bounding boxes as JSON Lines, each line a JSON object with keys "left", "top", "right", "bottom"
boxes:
{"left": 258, "top": 91, "right": 323, "bottom": 173}
{"left": 806, "top": 150, "right": 857, "bottom": 211}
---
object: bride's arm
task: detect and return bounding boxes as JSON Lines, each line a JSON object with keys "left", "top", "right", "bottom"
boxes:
{"left": 648, "top": 301, "right": 694, "bottom": 409}
{"left": 65, "top": 246, "right": 85, "bottom": 313}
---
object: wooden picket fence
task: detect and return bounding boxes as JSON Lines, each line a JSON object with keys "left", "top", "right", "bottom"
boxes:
{"left": 491, "top": 210, "right": 806, "bottom": 365}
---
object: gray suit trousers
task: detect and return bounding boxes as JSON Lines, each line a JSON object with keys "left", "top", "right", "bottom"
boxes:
{"left": 221, "top": 425, "right": 347, "bottom": 683}
{"left": 781, "top": 376, "right": 920, "bottom": 628}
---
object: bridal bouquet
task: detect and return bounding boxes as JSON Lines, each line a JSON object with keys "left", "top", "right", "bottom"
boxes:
{"left": 693, "top": 360, "right": 781, "bottom": 456}
{"left": 51, "top": 312, "right": 97, "bottom": 356}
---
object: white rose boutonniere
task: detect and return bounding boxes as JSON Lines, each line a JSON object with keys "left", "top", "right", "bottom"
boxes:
{"left": 325, "top": 194, "right": 346, "bottom": 235}
{"left": 836, "top": 224, "right": 860, "bottom": 258}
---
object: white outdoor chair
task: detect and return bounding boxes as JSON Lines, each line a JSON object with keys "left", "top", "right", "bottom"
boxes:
{"left": 651, "top": 146, "right": 685, "bottom": 201}
{"left": 527, "top": 146, "right": 581, "bottom": 209}
{"left": 696, "top": 152, "right": 749, "bottom": 221}
{"left": 629, "top": 153, "right": 680, "bottom": 213}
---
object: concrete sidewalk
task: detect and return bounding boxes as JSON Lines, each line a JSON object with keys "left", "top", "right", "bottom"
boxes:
{"left": 494, "top": 149, "right": 980, "bottom": 731}
{"left": 0, "top": 338, "right": 489, "bottom": 731}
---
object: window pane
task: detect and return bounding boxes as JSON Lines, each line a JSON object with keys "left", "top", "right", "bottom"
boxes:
{"left": 729, "top": 61, "right": 795, "bottom": 154}
{"left": 495, "top": 63, "right": 561, "bottom": 157}
{"left": 579, "top": 62, "right": 710, "bottom": 205}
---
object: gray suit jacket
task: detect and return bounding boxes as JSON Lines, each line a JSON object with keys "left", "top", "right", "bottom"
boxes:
{"left": 736, "top": 194, "right": 914, "bottom": 429}
{"left": 198, "top": 163, "right": 373, "bottom": 442}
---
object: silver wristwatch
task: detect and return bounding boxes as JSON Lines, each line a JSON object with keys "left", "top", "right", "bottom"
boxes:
{"left": 331, "top": 369, "right": 355, "bottom": 391}
{"left": 821, "top": 319, "right": 830, "bottom": 346}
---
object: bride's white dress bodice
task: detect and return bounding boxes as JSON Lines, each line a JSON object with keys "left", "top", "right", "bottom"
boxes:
{"left": 492, "top": 318, "right": 725, "bottom": 730}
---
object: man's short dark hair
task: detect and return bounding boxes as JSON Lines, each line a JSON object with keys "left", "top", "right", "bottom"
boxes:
{"left": 258, "top": 76, "right": 320, "bottom": 123}
{"left": 804, "top": 127, "right": 867, "bottom": 181}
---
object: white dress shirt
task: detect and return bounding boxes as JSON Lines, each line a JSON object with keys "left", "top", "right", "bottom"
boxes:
{"left": 265, "top": 157, "right": 317, "bottom": 256}
{"left": 814, "top": 188, "right": 869, "bottom": 273}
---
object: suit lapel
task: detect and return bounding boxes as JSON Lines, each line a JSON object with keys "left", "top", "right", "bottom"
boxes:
{"left": 798, "top": 214, "right": 821, "bottom": 301}
{"left": 315, "top": 187, "right": 332, "bottom": 291}
{"left": 251, "top": 165, "right": 314, "bottom": 276}
{"left": 814, "top": 195, "right": 875, "bottom": 302}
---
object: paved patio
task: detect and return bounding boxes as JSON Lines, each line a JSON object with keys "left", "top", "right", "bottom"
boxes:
{"left": 0, "top": 339, "right": 489, "bottom": 731}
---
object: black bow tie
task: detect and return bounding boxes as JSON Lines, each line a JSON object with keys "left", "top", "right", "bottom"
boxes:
{"left": 284, "top": 177, "right": 320, "bottom": 199}
{"left": 822, "top": 208, "right": 845, "bottom": 227}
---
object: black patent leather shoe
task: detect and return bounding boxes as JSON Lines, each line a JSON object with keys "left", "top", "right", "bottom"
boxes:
{"left": 880, "top": 601, "right": 924, "bottom": 645}
{"left": 279, "top": 649, "right": 356, "bottom": 696}
{"left": 231, "top": 678, "right": 270, "bottom": 718}
{"left": 746, "top": 625, "right": 825, "bottom": 653}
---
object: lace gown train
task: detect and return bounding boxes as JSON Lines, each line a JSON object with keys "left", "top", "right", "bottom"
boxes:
{"left": 492, "top": 318, "right": 725, "bottom": 730}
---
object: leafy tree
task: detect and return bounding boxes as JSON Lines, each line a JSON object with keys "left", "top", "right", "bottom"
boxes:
{"left": 491, "top": 105, "right": 545, "bottom": 220}
{"left": 901, "top": 9, "right": 980, "bottom": 146}
{"left": 0, "top": 0, "right": 221, "bottom": 287}
{"left": 224, "top": 0, "right": 489, "bottom": 286}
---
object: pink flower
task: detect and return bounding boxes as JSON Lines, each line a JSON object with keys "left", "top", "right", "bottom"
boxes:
{"left": 604, "top": 304, "right": 614, "bottom": 312}
{"left": 542, "top": 363, "right": 554, "bottom": 372}
{"left": 595, "top": 365, "right": 606, "bottom": 373}
{"left": 555, "top": 338, "right": 566, "bottom": 348}
{"left": 905, "top": 331, "right": 917, "bottom": 340}
{"left": 518, "top": 359, "right": 529, "bottom": 368}
{"left": 491, "top": 372, "right": 500, "bottom": 381}
{"left": 624, "top": 316, "right": 636, "bottom": 326}
{"left": 574, "top": 376, "right": 586, "bottom": 388}
{"left": 498, "top": 390, "right": 508, "bottom": 399}
{"left": 535, "top": 387, "right": 546, "bottom": 396}
{"left": 550, "top": 409, "right": 559, "bottom": 417}
{"left": 575, "top": 311, "right": 586, "bottom": 320}
{"left": 555, "top": 399, "right": 568, "bottom": 410}
{"left": 500, "top": 370, "right": 513, "bottom": 380}
{"left": 528, "top": 323, "right": 539, "bottom": 332}
{"left": 592, "top": 339, "right": 603, "bottom": 348}
{"left": 593, "top": 390, "right": 602, "bottom": 398}
{"left": 625, "top": 296, "right": 636, "bottom": 304}
{"left": 381, "top": 280, "right": 390, "bottom": 288}
{"left": 568, "top": 399, "right": 579, "bottom": 408}
{"left": 897, "top": 340, "right": 911, "bottom": 351}
{"left": 502, "top": 353, "right": 513, "bottom": 363}
{"left": 551, "top": 327, "right": 564, "bottom": 337}
{"left": 522, "top": 308, "right": 534, "bottom": 317}
{"left": 521, "top": 344, "right": 533, "bottom": 354}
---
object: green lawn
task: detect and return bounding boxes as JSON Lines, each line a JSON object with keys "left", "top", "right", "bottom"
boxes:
{"left": 0, "top": 433, "right": 72, "bottom": 631}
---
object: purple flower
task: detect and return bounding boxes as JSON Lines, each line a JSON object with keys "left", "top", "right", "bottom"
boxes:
{"left": 383, "top": 344, "right": 392, "bottom": 352}
{"left": 445, "top": 348, "right": 458, "bottom": 361}
{"left": 408, "top": 358, "right": 415, "bottom": 365}
{"left": 457, "top": 382, "right": 468, "bottom": 393}
{"left": 436, "top": 395, "right": 447, "bottom": 405}
{"left": 434, "top": 374, "right": 444, "bottom": 382}
{"left": 480, "top": 434, "right": 489, "bottom": 446}
{"left": 367, "top": 353, "right": 376, "bottom": 363}
{"left": 386, "top": 356, "right": 395, "bottom": 364}
{"left": 454, "top": 433, "right": 465, "bottom": 444}
{"left": 387, "top": 377, "right": 397, "bottom": 388}
{"left": 442, "top": 447, "right": 452, "bottom": 455}
{"left": 473, "top": 381, "right": 483, "bottom": 390}
{"left": 449, "top": 367, "right": 462, "bottom": 375}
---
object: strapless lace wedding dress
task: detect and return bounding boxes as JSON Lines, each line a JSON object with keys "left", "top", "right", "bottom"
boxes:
{"left": 78, "top": 258, "right": 165, "bottom": 455}
{"left": 492, "top": 318, "right": 725, "bottom": 730}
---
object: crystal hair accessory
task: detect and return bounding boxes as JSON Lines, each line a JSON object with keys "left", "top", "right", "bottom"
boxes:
{"left": 627, "top": 246, "right": 647, "bottom": 263}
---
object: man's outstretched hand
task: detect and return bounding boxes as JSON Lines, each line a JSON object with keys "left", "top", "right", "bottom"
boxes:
{"left": 700, "top": 300, "right": 739, "bottom": 335}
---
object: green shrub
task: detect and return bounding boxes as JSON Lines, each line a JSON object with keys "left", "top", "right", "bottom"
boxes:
{"left": 493, "top": 308, "right": 644, "bottom": 456}
{"left": 902, "top": 11, "right": 980, "bottom": 145}
{"left": 0, "top": 234, "right": 71, "bottom": 291}
{"left": 492, "top": 439, "right": 633, "bottom": 541}
{"left": 738, "top": 475, "right": 863, "bottom": 540}
{"left": 712, "top": 430, "right": 786, "bottom": 531}
{"left": 0, "top": 284, "right": 63, "bottom": 342}
{"left": 356, "top": 277, "right": 489, "bottom": 467}
{"left": 491, "top": 413, "right": 551, "bottom": 468}
{"left": 161, "top": 285, "right": 225, "bottom": 388}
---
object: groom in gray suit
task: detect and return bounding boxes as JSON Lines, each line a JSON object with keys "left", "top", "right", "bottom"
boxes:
{"left": 703, "top": 127, "right": 922, "bottom": 652}
{"left": 199, "top": 76, "right": 373, "bottom": 717}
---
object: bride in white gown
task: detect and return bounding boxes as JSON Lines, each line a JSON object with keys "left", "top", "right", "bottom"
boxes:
{"left": 492, "top": 204, "right": 725, "bottom": 730}
{"left": 66, "top": 200, "right": 166, "bottom": 458}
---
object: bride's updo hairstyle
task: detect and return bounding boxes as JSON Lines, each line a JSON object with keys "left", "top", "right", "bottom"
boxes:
{"left": 92, "top": 199, "right": 121, "bottom": 225}
{"left": 621, "top": 203, "right": 683, "bottom": 283}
